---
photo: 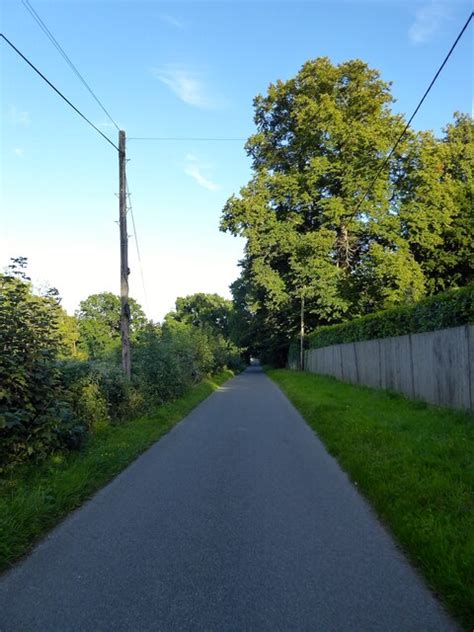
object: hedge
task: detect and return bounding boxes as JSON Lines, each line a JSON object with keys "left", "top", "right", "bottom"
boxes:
{"left": 307, "top": 284, "right": 474, "bottom": 350}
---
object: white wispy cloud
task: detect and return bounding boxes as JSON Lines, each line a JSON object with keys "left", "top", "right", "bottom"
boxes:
{"left": 409, "top": 3, "right": 448, "bottom": 44}
{"left": 9, "top": 106, "right": 30, "bottom": 127}
{"left": 159, "top": 14, "right": 185, "bottom": 29}
{"left": 152, "top": 65, "right": 218, "bottom": 109}
{"left": 96, "top": 120, "right": 117, "bottom": 130}
{"left": 184, "top": 154, "right": 219, "bottom": 191}
{"left": 13, "top": 148, "right": 24, "bottom": 157}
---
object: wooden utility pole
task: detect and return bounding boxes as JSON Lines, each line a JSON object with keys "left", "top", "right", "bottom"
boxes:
{"left": 119, "top": 130, "right": 131, "bottom": 379}
{"left": 300, "top": 292, "right": 305, "bottom": 371}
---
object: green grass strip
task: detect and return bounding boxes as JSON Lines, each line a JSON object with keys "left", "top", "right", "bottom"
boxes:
{"left": 0, "top": 370, "right": 234, "bottom": 572}
{"left": 267, "top": 369, "right": 474, "bottom": 630}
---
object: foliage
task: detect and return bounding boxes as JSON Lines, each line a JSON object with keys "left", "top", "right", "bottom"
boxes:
{"left": 165, "top": 293, "right": 234, "bottom": 338}
{"left": 57, "top": 308, "right": 84, "bottom": 359}
{"left": 57, "top": 315, "right": 240, "bottom": 448}
{"left": 268, "top": 368, "right": 474, "bottom": 629}
{"left": 59, "top": 360, "right": 142, "bottom": 427}
{"left": 307, "top": 284, "right": 473, "bottom": 349}
{"left": 0, "top": 258, "right": 85, "bottom": 471}
{"left": 70, "top": 378, "right": 109, "bottom": 431}
{"left": 221, "top": 57, "right": 473, "bottom": 363}
{"left": 0, "top": 370, "right": 234, "bottom": 574}
{"left": 133, "top": 322, "right": 202, "bottom": 404}
{"left": 1, "top": 260, "right": 241, "bottom": 472}
{"left": 76, "top": 292, "right": 147, "bottom": 360}
{"left": 395, "top": 113, "right": 474, "bottom": 294}
{"left": 133, "top": 316, "right": 242, "bottom": 406}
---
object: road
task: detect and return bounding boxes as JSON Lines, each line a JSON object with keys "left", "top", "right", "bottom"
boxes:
{"left": 0, "top": 368, "right": 457, "bottom": 631}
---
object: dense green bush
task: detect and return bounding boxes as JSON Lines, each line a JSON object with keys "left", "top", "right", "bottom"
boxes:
{"left": 60, "top": 363, "right": 109, "bottom": 425}
{"left": 60, "top": 361, "right": 146, "bottom": 427}
{"left": 0, "top": 259, "right": 86, "bottom": 471}
{"left": 58, "top": 322, "right": 241, "bottom": 439}
{"left": 133, "top": 321, "right": 242, "bottom": 406}
{"left": 73, "top": 379, "right": 110, "bottom": 430}
{"left": 1, "top": 259, "right": 242, "bottom": 472}
{"left": 307, "top": 284, "right": 473, "bottom": 350}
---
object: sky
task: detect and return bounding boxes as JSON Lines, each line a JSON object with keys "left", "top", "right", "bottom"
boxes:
{"left": 1, "top": 0, "right": 472, "bottom": 321}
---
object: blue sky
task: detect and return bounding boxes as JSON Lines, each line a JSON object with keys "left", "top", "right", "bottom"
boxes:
{"left": 1, "top": 0, "right": 472, "bottom": 320}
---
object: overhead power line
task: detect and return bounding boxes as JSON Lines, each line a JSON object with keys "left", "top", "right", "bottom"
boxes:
{"left": 348, "top": 11, "right": 473, "bottom": 223}
{"left": 21, "top": 0, "right": 120, "bottom": 131}
{"left": 128, "top": 137, "right": 247, "bottom": 141}
{"left": 125, "top": 177, "right": 148, "bottom": 311}
{"left": 0, "top": 33, "right": 119, "bottom": 151}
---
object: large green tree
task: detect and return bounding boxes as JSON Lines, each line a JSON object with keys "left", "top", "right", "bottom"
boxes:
{"left": 221, "top": 58, "right": 425, "bottom": 361}
{"left": 57, "top": 308, "right": 85, "bottom": 359}
{"left": 394, "top": 113, "right": 473, "bottom": 294}
{"left": 76, "top": 292, "right": 147, "bottom": 360}
{"left": 165, "top": 293, "right": 234, "bottom": 338}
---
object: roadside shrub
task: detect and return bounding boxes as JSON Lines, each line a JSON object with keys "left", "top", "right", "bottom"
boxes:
{"left": 0, "top": 259, "right": 85, "bottom": 471}
{"left": 1, "top": 259, "right": 240, "bottom": 471}
{"left": 93, "top": 364, "right": 132, "bottom": 423}
{"left": 71, "top": 378, "right": 110, "bottom": 430}
{"left": 125, "top": 386, "right": 146, "bottom": 419}
{"left": 208, "top": 334, "right": 243, "bottom": 372}
{"left": 60, "top": 360, "right": 145, "bottom": 425}
{"left": 0, "top": 403, "right": 86, "bottom": 471}
{"left": 133, "top": 323, "right": 204, "bottom": 404}
{"left": 52, "top": 404, "right": 87, "bottom": 450}
{"left": 307, "top": 284, "right": 473, "bottom": 350}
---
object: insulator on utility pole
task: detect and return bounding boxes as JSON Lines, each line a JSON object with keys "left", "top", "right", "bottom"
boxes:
{"left": 119, "top": 130, "right": 131, "bottom": 379}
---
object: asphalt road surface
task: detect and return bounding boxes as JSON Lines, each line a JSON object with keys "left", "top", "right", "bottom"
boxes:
{"left": 0, "top": 368, "right": 458, "bottom": 631}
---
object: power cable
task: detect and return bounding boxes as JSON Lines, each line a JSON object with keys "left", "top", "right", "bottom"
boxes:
{"left": 19, "top": 2, "right": 243, "bottom": 147}
{"left": 347, "top": 11, "right": 473, "bottom": 224}
{"left": 21, "top": 0, "right": 120, "bottom": 131}
{"left": 128, "top": 137, "right": 247, "bottom": 141}
{"left": 125, "top": 177, "right": 149, "bottom": 311}
{"left": 0, "top": 33, "right": 119, "bottom": 151}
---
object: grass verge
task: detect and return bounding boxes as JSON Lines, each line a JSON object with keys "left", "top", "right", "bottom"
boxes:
{"left": 267, "top": 368, "right": 474, "bottom": 630}
{"left": 0, "top": 370, "right": 234, "bottom": 573}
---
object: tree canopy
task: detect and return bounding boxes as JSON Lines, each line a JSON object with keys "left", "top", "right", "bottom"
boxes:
{"left": 396, "top": 112, "right": 473, "bottom": 293}
{"left": 165, "top": 293, "right": 234, "bottom": 338}
{"left": 76, "top": 292, "right": 147, "bottom": 359}
{"left": 221, "top": 58, "right": 473, "bottom": 363}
